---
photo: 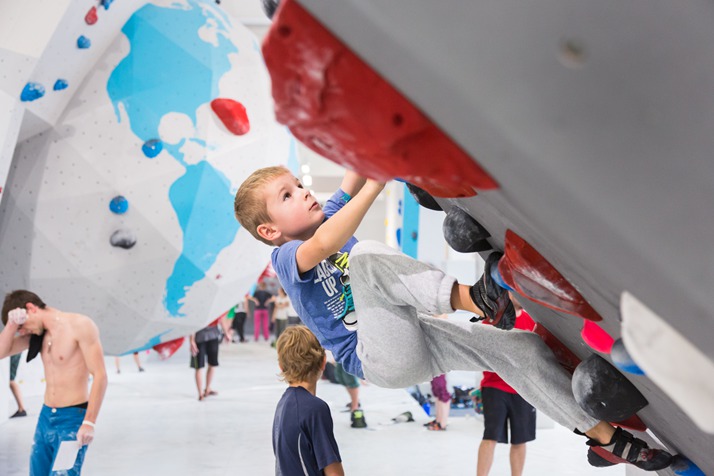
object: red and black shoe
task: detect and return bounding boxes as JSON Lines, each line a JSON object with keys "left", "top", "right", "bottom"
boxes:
{"left": 470, "top": 252, "right": 515, "bottom": 330}
{"left": 586, "top": 427, "right": 672, "bottom": 471}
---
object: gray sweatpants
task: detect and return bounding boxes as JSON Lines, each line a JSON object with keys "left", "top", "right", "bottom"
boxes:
{"left": 350, "top": 240, "right": 599, "bottom": 432}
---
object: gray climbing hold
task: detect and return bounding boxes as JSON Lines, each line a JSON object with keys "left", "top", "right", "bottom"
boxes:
{"left": 110, "top": 229, "right": 136, "bottom": 249}
{"left": 443, "top": 206, "right": 491, "bottom": 252}
{"left": 572, "top": 354, "right": 648, "bottom": 422}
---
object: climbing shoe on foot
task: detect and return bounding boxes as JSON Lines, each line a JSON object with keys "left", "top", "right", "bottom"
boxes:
{"left": 351, "top": 409, "right": 367, "bottom": 428}
{"left": 586, "top": 427, "right": 672, "bottom": 471}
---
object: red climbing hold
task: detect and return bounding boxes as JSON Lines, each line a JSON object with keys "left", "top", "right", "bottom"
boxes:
{"left": 152, "top": 337, "right": 185, "bottom": 360}
{"left": 85, "top": 6, "right": 98, "bottom": 25}
{"left": 581, "top": 320, "right": 615, "bottom": 354}
{"left": 211, "top": 98, "right": 250, "bottom": 136}
{"left": 262, "top": 0, "right": 498, "bottom": 198}
{"left": 532, "top": 322, "right": 581, "bottom": 375}
{"left": 498, "top": 230, "right": 603, "bottom": 322}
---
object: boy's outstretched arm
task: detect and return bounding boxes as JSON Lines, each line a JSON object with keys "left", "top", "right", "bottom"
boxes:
{"left": 339, "top": 170, "right": 367, "bottom": 198}
{"left": 296, "top": 179, "right": 385, "bottom": 274}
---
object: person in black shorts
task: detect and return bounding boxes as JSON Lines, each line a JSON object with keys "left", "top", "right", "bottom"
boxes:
{"left": 476, "top": 298, "right": 537, "bottom": 476}
{"left": 190, "top": 316, "right": 231, "bottom": 401}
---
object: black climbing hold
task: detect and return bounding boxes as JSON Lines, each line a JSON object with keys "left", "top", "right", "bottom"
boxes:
{"left": 110, "top": 229, "right": 137, "bottom": 249}
{"left": 443, "top": 207, "right": 491, "bottom": 253}
{"left": 572, "top": 354, "right": 648, "bottom": 422}
{"left": 261, "top": 0, "right": 280, "bottom": 19}
{"left": 405, "top": 183, "right": 442, "bottom": 211}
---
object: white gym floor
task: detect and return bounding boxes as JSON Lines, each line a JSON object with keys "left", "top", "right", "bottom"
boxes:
{"left": 0, "top": 341, "right": 625, "bottom": 475}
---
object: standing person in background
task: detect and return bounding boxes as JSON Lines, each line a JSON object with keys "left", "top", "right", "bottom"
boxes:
{"left": 0, "top": 290, "right": 108, "bottom": 475}
{"left": 250, "top": 281, "right": 273, "bottom": 342}
{"left": 9, "top": 353, "right": 27, "bottom": 418}
{"left": 425, "top": 374, "right": 450, "bottom": 431}
{"left": 271, "top": 287, "right": 292, "bottom": 346}
{"left": 476, "top": 294, "right": 537, "bottom": 476}
{"left": 190, "top": 315, "right": 232, "bottom": 401}
{"left": 229, "top": 295, "right": 249, "bottom": 343}
{"left": 114, "top": 352, "right": 145, "bottom": 374}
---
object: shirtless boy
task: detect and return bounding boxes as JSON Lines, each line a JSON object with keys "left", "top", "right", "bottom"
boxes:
{"left": 0, "top": 289, "right": 107, "bottom": 474}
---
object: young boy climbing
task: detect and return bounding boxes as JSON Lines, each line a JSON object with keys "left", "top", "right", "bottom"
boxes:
{"left": 234, "top": 166, "right": 671, "bottom": 471}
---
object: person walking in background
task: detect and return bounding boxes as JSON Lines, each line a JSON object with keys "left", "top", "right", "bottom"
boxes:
{"left": 190, "top": 315, "right": 232, "bottom": 401}
{"left": 476, "top": 294, "right": 537, "bottom": 476}
{"left": 9, "top": 353, "right": 27, "bottom": 418}
{"left": 229, "top": 295, "right": 249, "bottom": 343}
{"left": 271, "top": 287, "right": 292, "bottom": 346}
{"left": 250, "top": 281, "right": 273, "bottom": 342}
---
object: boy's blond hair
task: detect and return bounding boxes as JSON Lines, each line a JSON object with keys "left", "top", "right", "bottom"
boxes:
{"left": 276, "top": 326, "right": 326, "bottom": 384}
{"left": 234, "top": 166, "right": 291, "bottom": 245}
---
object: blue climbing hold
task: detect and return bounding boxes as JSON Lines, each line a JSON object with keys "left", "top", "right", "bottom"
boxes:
{"left": 20, "top": 82, "right": 45, "bottom": 102}
{"left": 671, "top": 455, "right": 705, "bottom": 476}
{"left": 101, "top": 0, "right": 114, "bottom": 10}
{"left": 142, "top": 139, "right": 163, "bottom": 158}
{"left": 77, "top": 35, "right": 91, "bottom": 49}
{"left": 53, "top": 79, "right": 68, "bottom": 91}
{"left": 109, "top": 195, "right": 129, "bottom": 215}
{"left": 610, "top": 339, "right": 645, "bottom": 375}
{"left": 490, "top": 264, "right": 514, "bottom": 292}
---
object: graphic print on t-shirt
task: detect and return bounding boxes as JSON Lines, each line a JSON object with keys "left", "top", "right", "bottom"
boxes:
{"left": 311, "top": 250, "right": 355, "bottom": 322}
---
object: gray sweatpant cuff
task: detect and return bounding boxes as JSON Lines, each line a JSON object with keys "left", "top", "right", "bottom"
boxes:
{"left": 437, "top": 275, "right": 458, "bottom": 315}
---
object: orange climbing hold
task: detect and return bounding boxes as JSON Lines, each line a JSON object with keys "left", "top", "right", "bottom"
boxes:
{"left": 262, "top": 0, "right": 498, "bottom": 198}
{"left": 498, "top": 230, "right": 602, "bottom": 322}
{"left": 211, "top": 98, "right": 250, "bottom": 136}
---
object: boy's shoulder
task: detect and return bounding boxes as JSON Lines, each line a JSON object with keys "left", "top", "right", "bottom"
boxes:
{"left": 279, "top": 387, "right": 330, "bottom": 415}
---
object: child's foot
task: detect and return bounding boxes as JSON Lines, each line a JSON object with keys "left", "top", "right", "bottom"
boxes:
{"left": 138, "top": 367, "right": 145, "bottom": 372}
{"left": 586, "top": 427, "right": 672, "bottom": 471}
{"left": 11, "top": 409, "right": 27, "bottom": 418}
{"left": 470, "top": 252, "right": 515, "bottom": 330}
{"left": 426, "top": 421, "right": 446, "bottom": 431}
{"left": 423, "top": 419, "right": 437, "bottom": 427}
{"left": 203, "top": 389, "right": 218, "bottom": 398}
{"left": 350, "top": 409, "right": 367, "bottom": 428}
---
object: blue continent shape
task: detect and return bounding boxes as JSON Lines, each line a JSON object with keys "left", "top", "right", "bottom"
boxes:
{"left": 107, "top": 0, "right": 240, "bottom": 317}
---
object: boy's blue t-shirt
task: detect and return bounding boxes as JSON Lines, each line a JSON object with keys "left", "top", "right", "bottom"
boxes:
{"left": 273, "top": 386, "right": 341, "bottom": 476}
{"left": 271, "top": 189, "right": 362, "bottom": 378}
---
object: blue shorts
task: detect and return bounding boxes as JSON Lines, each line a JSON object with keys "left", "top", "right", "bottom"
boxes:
{"left": 31, "top": 404, "right": 89, "bottom": 475}
{"left": 482, "top": 387, "right": 536, "bottom": 444}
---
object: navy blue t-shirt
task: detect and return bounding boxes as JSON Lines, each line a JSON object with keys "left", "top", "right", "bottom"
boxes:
{"left": 273, "top": 386, "right": 341, "bottom": 475}
{"left": 272, "top": 189, "right": 362, "bottom": 378}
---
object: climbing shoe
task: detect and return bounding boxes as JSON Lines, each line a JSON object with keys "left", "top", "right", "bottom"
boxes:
{"left": 586, "top": 427, "right": 672, "bottom": 471}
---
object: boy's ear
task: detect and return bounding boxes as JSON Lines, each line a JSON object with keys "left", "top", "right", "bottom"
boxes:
{"left": 257, "top": 223, "right": 281, "bottom": 242}
{"left": 320, "top": 355, "right": 327, "bottom": 372}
